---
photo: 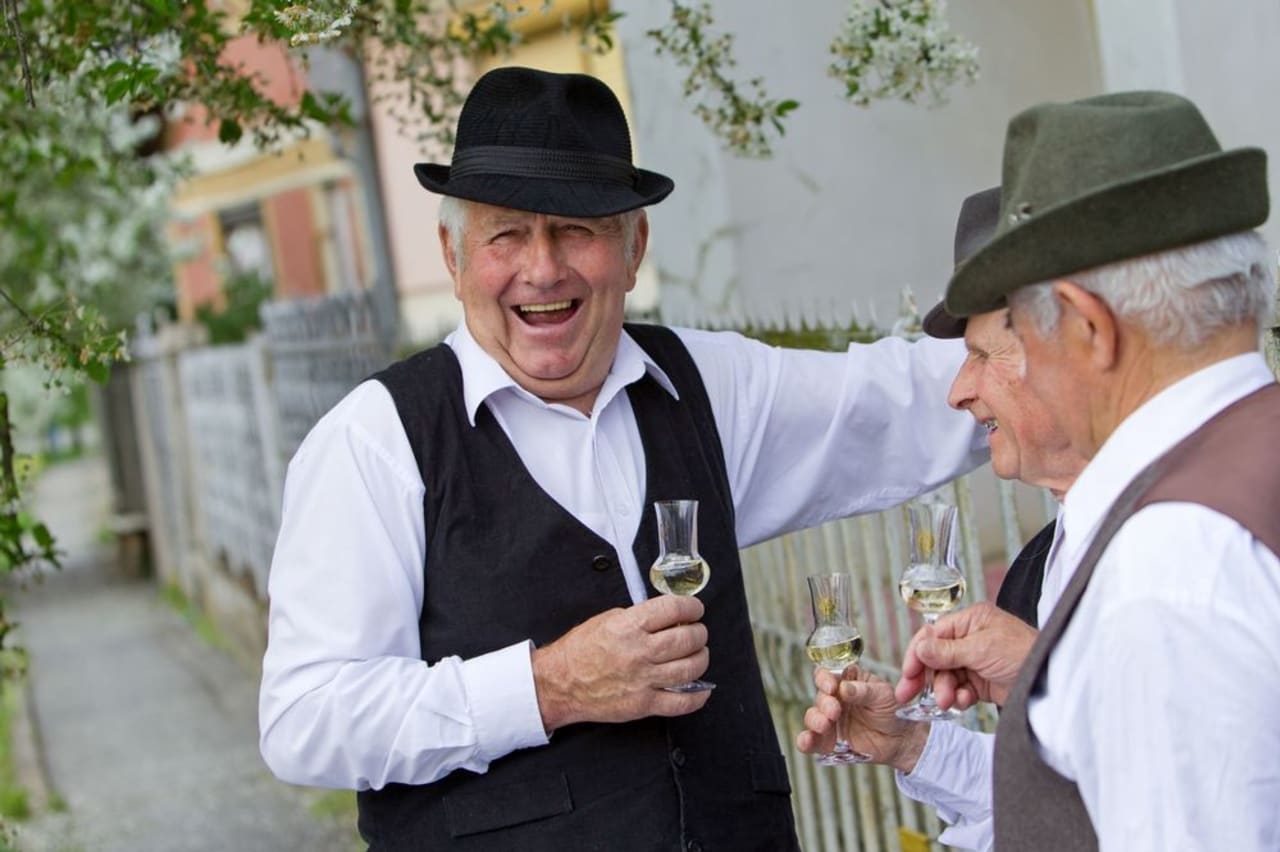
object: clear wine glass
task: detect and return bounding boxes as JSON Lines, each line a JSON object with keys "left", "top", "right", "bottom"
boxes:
{"left": 649, "top": 499, "right": 715, "bottom": 693}
{"left": 804, "top": 572, "right": 872, "bottom": 765}
{"left": 896, "top": 500, "right": 967, "bottom": 723}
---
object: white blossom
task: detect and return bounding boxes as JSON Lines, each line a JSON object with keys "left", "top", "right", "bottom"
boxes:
{"left": 829, "top": 0, "right": 979, "bottom": 108}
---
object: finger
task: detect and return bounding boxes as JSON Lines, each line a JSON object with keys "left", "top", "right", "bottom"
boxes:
{"left": 914, "top": 635, "right": 971, "bottom": 673}
{"left": 951, "top": 685, "right": 979, "bottom": 711}
{"left": 803, "top": 704, "right": 836, "bottom": 737}
{"left": 647, "top": 621, "right": 708, "bottom": 663}
{"left": 795, "top": 729, "right": 819, "bottom": 754}
{"left": 931, "top": 669, "right": 959, "bottom": 709}
{"left": 836, "top": 678, "right": 880, "bottom": 708}
{"left": 633, "top": 594, "right": 704, "bottom": 631}
{"left": 814, "top": 692, "right": 843, "bottom": 722}
{"left": 895, "top": 672, "right": 925, "bottom": 705}
{"left": 648, "top": 687, "right": 713, "bottom": 718}
{"left": 650, "top": 647, "right": 710, "bottom": 688}
{"left": 813, "top": 666, "right": 841, "bottom": 695}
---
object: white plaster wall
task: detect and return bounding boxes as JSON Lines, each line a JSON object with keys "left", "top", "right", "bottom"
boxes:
{"left": 1172, "top": 0, "right": 1280, "bottom": 255}
{"left": 617, "top": 0, "right": 1104, "bottom": 327}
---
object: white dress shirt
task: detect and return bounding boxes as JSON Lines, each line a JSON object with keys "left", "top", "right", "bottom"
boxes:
{"left": 897, "top": 353, "right": 1280, "bottom": 851}
{"left": 1031, "top": 352, "right": 1280, "bottom": 851}
{"left": 258, "top": 323, "right": 986, "bottom": 790}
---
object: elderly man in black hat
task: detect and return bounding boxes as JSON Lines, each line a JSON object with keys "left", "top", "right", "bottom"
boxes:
{"left": 257, "top": 66, "right": 986, "bottom": 851}
{"left": 894, "top": 91, "right": 1280, "bottom": 851}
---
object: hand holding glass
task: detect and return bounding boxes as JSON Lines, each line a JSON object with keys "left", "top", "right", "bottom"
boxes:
{"left": 896, "top": 500, "right": 967, "bottom": 722}
{"left": 649, "top": 499, "right": 715, "bottom": 693}
{"left": 804, "top": 573, "right": 872, "bottom": 764}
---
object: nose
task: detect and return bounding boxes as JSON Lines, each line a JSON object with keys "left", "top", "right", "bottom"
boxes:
{"left": 947, "top": 360, "right": 977, "bottom": 412}
{"left": 521, "top": 227, "right": 566, "bottom": 289}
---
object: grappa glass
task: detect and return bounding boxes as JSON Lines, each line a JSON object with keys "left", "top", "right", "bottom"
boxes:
{"left": 649, "top": 499, "right": 715, "bottom": 693}
{"left": 896, "top": 500, "right": 967, "bottom": 723}
{"left": 804, "top": 572, "right": 872, "bottom": 765}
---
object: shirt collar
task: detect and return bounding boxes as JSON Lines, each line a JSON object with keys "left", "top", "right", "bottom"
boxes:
{"left": 1061, "top": 352, "right": 1275, "bottom": 559}
{"left": 444, "top": 322, "right": 680, "bottom": 425}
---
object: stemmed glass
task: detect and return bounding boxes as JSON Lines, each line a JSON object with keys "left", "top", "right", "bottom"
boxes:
{"left": 804, "top": 572, "right": 872, "bottom": 765}
{"left": 649, "top": 499, "right": 715, "bottom": 693}
{"left": 896, "top": 499, "right": 967, "bottom": 722}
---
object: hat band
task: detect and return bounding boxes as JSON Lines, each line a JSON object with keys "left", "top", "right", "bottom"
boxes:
{"left": 450, "top": 145, "right": 638, "bottom": 187}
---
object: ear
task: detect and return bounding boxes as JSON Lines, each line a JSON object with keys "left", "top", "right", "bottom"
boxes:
{"left": 1054, "top": 280, "right": 1119, "bottom": 371}
{"left": 439, "top": 222, "right": 461, "bottom": 299}
{"left": 626, "top": 211, "right": 650, "bottom": 292}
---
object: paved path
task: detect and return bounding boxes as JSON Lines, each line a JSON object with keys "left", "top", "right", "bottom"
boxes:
{"left": 8, "top": 455, "right": 358, "bottom": 852}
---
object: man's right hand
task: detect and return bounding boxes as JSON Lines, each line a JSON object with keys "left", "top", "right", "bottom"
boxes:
{"left": 895, "top": 601, "right": 1038, "bottom": 710}
{"left": 531, "top": 595, "right": 711, "bottom": 733}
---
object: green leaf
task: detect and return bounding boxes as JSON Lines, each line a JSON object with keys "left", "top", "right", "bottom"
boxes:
{"left": 218, "top": 118, "right": 243, "bottom": 144}
{"left": 104, "top": 75, "right": 135, "bottom": 104}
{"left": 84, "top": 360, "right": 110, "bottom": 384}
{"left": 300, "top": 91, "right": 330, "bottom": 123}
{"left": 775, "top": 99, "right": 800, "bottom": 116}
{"left": 31, "top": 523, "right": 54, "bottom": 551}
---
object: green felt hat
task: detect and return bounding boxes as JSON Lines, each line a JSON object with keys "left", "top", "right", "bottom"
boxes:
{"left": 944, "top": 91, "right": 1269, "bottom": 317}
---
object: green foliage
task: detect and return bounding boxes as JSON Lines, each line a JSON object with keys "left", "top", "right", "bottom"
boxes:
{"left": 159, "top": 583, "right": 228, "bottom": 650}
{"left": 733, "top": 319, "right": 882, "bottom": 351}
{"left": 195, "top": 270, "right": 273, "bottom": 345}
{"left": 0, "top": 680, "right": 31, "bottom": 823}
{"left": 647, "top": 2, "right": 798, "bottom": 158}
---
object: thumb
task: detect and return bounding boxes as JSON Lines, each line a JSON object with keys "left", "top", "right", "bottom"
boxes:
{"left": 913, "top": 634, "right": 973, "bottom": 672}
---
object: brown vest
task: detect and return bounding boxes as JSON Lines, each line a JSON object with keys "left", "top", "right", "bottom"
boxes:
{"left": 994, "top": 381, "right": 1280, "bottom": 851}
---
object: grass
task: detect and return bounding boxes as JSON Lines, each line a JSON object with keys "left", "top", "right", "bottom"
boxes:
{"left": 158, "top": 584, "right": 227, "bottom": 650}
{"left": 0, "top": 682, "right": 30, "bottom": 822}
{"left": 306, "top": 789, "right": 364, "bottom": 851}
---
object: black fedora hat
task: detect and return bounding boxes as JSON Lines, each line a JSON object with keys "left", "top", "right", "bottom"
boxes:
{"left": 944, "top": 91, "right": 1268, "bottom": 317}
{"left": 922, "top": 186, "right": 1001, "bottom": 338}
{"left": 414, "top": 66, "right": 674, "bottom": 217}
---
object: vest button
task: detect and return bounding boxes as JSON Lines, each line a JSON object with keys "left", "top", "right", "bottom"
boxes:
{"left": 670, "top": 747, "right": 686, "bottom": 767}
{"left": 591, "top": 555, "right": 613, "bottom": 572}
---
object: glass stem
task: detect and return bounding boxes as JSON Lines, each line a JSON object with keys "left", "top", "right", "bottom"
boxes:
{"left": 919, "top": 613, "right": 939, "bottom": 709}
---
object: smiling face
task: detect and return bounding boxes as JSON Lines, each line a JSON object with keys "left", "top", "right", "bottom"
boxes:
{"left": 441, "top": 201, "right": 647, "bottom": 414}
{"left": 947, "top": 308, "right": 1082, "bottom": 495}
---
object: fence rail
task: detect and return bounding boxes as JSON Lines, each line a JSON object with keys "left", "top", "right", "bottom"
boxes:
{"left": 119, "top": 294, "right": 1063, "bottom": 852}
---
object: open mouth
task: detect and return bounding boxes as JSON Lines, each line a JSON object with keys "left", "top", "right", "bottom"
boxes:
{"left": 515, "top": 299, "right": 579, "bottom": 325}
{"left": 983, "top": 419, "right": 999, "bottom": 435}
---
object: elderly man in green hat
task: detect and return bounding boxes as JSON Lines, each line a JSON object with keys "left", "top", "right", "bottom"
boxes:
{"left": 896, "top": 91, "right": 1280, "bottom": 850}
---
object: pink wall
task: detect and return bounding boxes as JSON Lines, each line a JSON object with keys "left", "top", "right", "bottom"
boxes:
{"left": 264, "top": 189, "right": 326, "bottom": 298}
{"left": 165, "top": 35, "right": 308, "bottom": 148}
{"left": 171, "top": 215, "right": 222, "bottom": 321}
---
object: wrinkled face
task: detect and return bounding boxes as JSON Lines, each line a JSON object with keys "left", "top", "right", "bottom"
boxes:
{"left": 442, "top": 202, "right": 646, "bottom": 413}
{"left": 1007, "top": 294, "right": 1095, "bottom": 461}
{"left": 947, "top": 309, "right": 1078, "bottom": 493}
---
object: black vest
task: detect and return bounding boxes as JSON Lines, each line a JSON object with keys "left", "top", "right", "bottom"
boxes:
{"left": 996, "top": 519, "right": 1055, "bottom": 628}
{"left": 358, "top": 324, "right": 799, "bottom": 852}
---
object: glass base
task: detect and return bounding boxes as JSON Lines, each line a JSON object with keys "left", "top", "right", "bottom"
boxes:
{"left": 815, "top": 741, "right": 872, "bottom": 765}
{"left": 662, "top": 679, "right": 716, "bottom": 693}
{"left": 895, "top": 702, "right": 962, "bottom": 723}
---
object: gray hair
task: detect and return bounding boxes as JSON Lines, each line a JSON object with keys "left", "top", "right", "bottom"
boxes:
{"left": 1008, "top": 231, "right": 1276, "bottom": 349}
{"left": 438, "top": 196, "right": 644, "bottom": 273}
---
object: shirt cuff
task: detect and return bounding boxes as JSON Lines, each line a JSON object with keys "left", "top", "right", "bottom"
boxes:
{"left": 895, "top": 722, "right": 994, "bottom": 816}
{"left": 460, "top": 640, "right": 550, "bottom": 763}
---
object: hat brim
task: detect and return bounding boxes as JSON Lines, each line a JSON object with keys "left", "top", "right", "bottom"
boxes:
{"left": 414, "top": 162, "right": 674, "bottom": 217}
{"left": 945, "top": 147, "right": 1268, "bottom": 317}
{"left": 921, "top": 301, "right": 967, "bottom": 338}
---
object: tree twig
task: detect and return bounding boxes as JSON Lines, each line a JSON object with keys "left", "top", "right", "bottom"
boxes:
{"left": 3, "top": 0, "right": 37, "bottom": 109}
